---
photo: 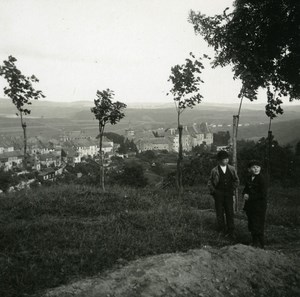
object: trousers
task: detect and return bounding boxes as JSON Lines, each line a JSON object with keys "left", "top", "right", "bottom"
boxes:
{"left": 245, "top": 206, "right": 266, "bottom": 236}
{"left": 213, "top": 190, "right": 234, "bottom": 234}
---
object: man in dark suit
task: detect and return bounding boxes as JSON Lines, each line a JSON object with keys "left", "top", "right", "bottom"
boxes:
{"left": 208, "top": 151, "right": 239, "bottom": 238}
{"left": 243, "top": 160, "right": 268, "bottom": 248}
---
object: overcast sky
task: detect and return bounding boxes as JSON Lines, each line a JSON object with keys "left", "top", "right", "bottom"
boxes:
{"left": 0, "top": 0, "right": 291, "bottom": 106}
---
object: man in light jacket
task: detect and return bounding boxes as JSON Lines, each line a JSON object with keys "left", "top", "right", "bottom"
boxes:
{"left": 208, "top": 150, "right": 239, "bottom": 237}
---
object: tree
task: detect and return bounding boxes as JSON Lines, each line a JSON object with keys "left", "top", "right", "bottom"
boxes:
{"left": 117, "top": 138, "right": 138, "bottom": 154}
{"left": 296, "top": 141, "right": 300, "bottom": 156}
{"left": 91, "top": 89, "right": 126, "bottom": 191}
{"left": 237, "top": 137, "right": 296, "bottom": 186}
{"left": 0, "top": 169, "right": 13, "bottom": 192}
{"left": 0, "top": 56, "right": 45, "bottom": 167}
{"left": 117, "top": 161, "right": 148, "bottom": 188}
{"left": 189, "top": 1, "right": 300, "bottom": 107}
{"left": 108, "top": 160, "right": 148, "bottom": 188}
{"left": 191, "top": 143, "right": 208, "bottom": 155}
{"left": 183, "top": 153, "right": 216, "bottom": 186}
{"left": 189, "top": 0, "right": 300, "bottom": 205}
{"left": 167, "top": 53, "right": 207, "bottom": 196}
{"left": 213, "top": 131, "right": 230, "bottom": 146}
{"left": 138, "top": 150, "right": 156, "bottom": 163}
{"left": 189, "top": 1, "right": 300, "bottom": 130}
{"left": 103, "top": 132, "right": 125, "bottom": 145}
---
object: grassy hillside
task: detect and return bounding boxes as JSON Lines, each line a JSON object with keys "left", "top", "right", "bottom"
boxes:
{"left": 0, "top": 184, "right": 299, "bottom": 297}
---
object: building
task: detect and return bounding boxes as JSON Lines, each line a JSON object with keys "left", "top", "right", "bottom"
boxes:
{"left": 28, "top": 136, "right": 54, "bottom": 155}
{"left": 133, "top": 130, "right": 155, "bottom": 140}
{"left": 135, "top": 137, "right": 172, "bottom": 152}
{"left": 39, "top": 151, "right": 62, "bottom": 167}
{"left": 191, "top": 122, "right": 213, "bottom": 147}
{"left": 60, "top": 130, "right": 90, "bottom": 142}
{"left": 165, "top": 122, "right": 213, "bottom": 152}
{"left": 61, "top": 147, "right": 81, "bottom": 165}
{"left": 102, "top": 142, "right": 114, "bottom": 154}
{"left": 0, "top": 143, "right": 14, "bottom": 154}
{"left": 38, "top": 168, "right": 56, "bottom": 182}
{"left": 125, "top": 128, "right": 135, "bottom": 140}
{"left": 216, "top": 145, "right": 230, "bottom": 152}
{"left": 62, "top": 136, "right": 114, "bottom": 158}
{"left": 0, "top": 150, "right": 23, "bottom": 171}
{"left": 101, "top": 137, "right": 114, "bottom": 154}
{"left": 26, "top": 155, "right": 41, "bottom": 171}
{"left": 178, "top": 129, "right": 194, "bottom": 152}
{"left": 73, "top": 138, "right": 99, "bottom": 158}
{"left": 0, "top": 135, "right": 18, "bottom": 154}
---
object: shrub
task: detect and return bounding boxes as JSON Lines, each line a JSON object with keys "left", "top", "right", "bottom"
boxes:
{"left": 113, "top": 161, "right": 148, "bottom": 188}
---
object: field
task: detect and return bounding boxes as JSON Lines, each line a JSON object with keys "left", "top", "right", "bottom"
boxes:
{"left": 0, "top": 184, "right": 299, "bottom": 297}
{"left": 1, "top": 98, "right": 300, "bottom": 144}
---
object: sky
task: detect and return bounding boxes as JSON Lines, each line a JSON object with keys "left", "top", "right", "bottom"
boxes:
{"left": 0, "top": 0, "right": 293, "bottom": 106}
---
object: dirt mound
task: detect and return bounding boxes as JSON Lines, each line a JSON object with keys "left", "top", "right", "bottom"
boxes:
{"left": 44, "top": 244, "right": 300, "bottom": 297}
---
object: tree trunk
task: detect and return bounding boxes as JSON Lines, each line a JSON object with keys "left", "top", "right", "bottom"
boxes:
{"left": 266, "top": 118, "right": 272, "bottom": 186}
{"left": 177, "top": 112, "right": 183, "bottom": 197}
{"left": 232, "top": 115, "right": 239, "bottom": 212}
{"left": 99, "top": 124, "right": 105, "bottom": 191}
{"left": 232, "top": 115, "right": 238, "bottom": 169}
{"left": 20, "top": 111, "right": 27, "bottom": 169}
{"left": 232, "top": 96, "right": 243, "bottom": 212}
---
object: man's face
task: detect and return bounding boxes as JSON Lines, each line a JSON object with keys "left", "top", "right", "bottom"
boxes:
{"left": 250, "top": 165, "right": 261, "bottom": 175}
{"left": 220, "top": 158, "right": 229, "bottom": 166}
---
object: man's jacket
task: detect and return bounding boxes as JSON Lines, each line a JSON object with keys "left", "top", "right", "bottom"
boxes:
{"left": 243, "top": 173, "right": 268, "bottom": 212}
{"left": 207, "top": 165, "right": 239, "bottom": 195}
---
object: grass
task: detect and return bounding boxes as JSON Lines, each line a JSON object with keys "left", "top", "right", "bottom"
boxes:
{"left": 0, "top": 184, "right": 299, "bottom": 297}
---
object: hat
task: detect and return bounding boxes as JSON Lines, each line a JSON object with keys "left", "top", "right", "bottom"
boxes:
{"left": 217, "top": 150, "right": 229, "bottom": 160}
{"left": 248, "top": 160, "right": 262, "bottom": 168}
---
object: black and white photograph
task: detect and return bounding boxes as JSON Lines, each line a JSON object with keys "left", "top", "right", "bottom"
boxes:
{"left": 0, "top": 0, "right": 299, "bottom": 296}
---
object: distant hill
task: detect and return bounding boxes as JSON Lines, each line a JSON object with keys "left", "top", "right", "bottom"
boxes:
{"left": 73, "top": 105, "right": 300, "bottom": 127}
{"left": 1, "top": 98, "right": 300, "bottom": 122}
{"left": 215, "top": 119, "right": 300, "bottom": 145}
{"left": 0, "top": 98, "right": 92, "bottom": 118}
{"left": 0, "top": 98, "right": 300, "bottom": 145}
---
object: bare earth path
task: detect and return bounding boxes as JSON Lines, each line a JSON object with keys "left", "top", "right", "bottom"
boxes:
{"left": 44, "top": 244, "right": 300, "bottom": 297}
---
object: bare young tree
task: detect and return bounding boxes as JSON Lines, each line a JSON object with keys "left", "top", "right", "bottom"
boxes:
{"left": 168, "top": 53, "right": 207, "bottom": 197}
{"left": 91, "top": 89, "right": 126, "bottom": 191}
{"left": 0, "top": 56, "right": 45, "bottom": 168}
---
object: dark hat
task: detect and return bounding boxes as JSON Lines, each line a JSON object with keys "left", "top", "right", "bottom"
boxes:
{"left": 217, "top": 150, "right": 229, "bottom": 160}
{"left": 248, "top": 160, "right": 262, "bottom": 168}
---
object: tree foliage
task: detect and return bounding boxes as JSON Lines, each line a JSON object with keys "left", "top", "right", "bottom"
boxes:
{"left": 189, "top": 0, "right": 300, "bottom": 118}
{"left": 0, "top": 56, "right": 45, "bottom": 165}
{"left": 0, "top": 169, "right": 14, "bottom": 192}
{"left": 167, "top": 53, "right": 207, "bottom": 195}
{"left": 296, "top": 140, "right": 300, "bottom": 156}
{"left": 191, "top": 143, "right": 209, "bottom": 155}
{"left": 213, "top": 131, "right": 231, "bottom": 146}
{"left": 103, "top": 132, "right": 125, "bottom": 145}
{"left": 137, "top": 150, "right": 157, "bottom": 163}
{"left": 91, "top": 89, "right": 127, "bottom": 128}
{"left": 91, "top": 89, "right": 127, "bottom": 190}
{"left": 0, "top": 55, "right": 45, "bottom": 115}
{"left": 237, "top": 137, "right": 298, "bottom": 185}
{"left": 117, "top": 139, "right": 138, "bottom": 154}
{"left": 168, "top": 53, "right": 207, "bottom": 111}
{"left": 110, "top": 161, "right": 148, "bottom": 188}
